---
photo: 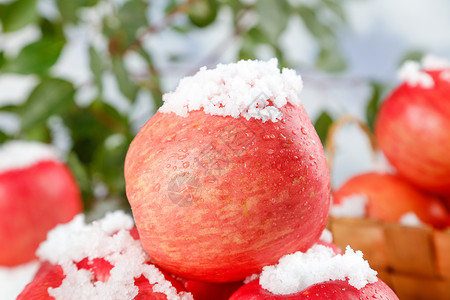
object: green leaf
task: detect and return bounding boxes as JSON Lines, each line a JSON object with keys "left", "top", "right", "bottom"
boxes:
{"left": 89, "top": 46, "right": 103, "bottom": 92}
{"left": 314, "top": 111, "right": 333, "bottom": 146}
{"left": 0, "top": 130, "right": 10, "bottom": 144}
{"left": 67, "top": 151, "right": 93, "bottom": 204}
{"left": 55, "top": 0, "right": 99, "bottom": 24}
{"left": 322, "top": 0, "right": 346, "bottom": 23}
{"left": 118, "top": 0, "right": 149, "bottom": 44}
{"left": 316, "top": 46, "right": 346, "bottom": 73}
{"left": 0, "top": 0, "right": 38, "bottom": 32}
{"left": 399, "top": 50, "right": 424, "bottom": 65}
{"left": 0, "top": 52, "right": 5, "bottom": 69}
{"left": 188, "top": 0, "right": 219, "bottom": 28}
{"left": 21, "top": 79, "right": 76, "bottom": 131}
{"left": 256, "top": 0, "right": 290, "bottom": 42}
{"left": 366, "top": 82, "right": 384, "bottom": 132}
{"left": 297, "top": 6, "right": 335, "bottom": 47}
{"left": 3, "top": 37, "right": 65, "bottom": 74}
{"left": 112, "top": 56, "right": 138, "bottom": 101}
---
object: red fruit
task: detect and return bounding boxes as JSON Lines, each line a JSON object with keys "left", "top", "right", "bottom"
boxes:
{"left": 18, "top": 259, "right": 182, "bottom": 300}
{"left": 375, "top": 68, "right": 450, "bottom": 196}
{"left": 125, "top": 103, "right": 330, "bottom": 282}
{"left": 181, "top": 279, "right": 243, "bottom": 300}
{"left": 333, "top": 173, "right": 449, "bottom": 228}
{"left": 0, "top": 158, "right": 82, "bottom": 266}
{"left": 229, "top": 279, "right": 398, "bottom": 300}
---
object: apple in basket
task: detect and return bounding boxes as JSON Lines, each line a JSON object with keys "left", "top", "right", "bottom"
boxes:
{"left": 332, "top": 172, "right": 449, "bottom": 228}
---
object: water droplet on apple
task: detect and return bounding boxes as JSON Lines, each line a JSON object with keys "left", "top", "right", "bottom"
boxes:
{"left": 173, "top": 166, "right": 177, "bottom": 171}
{"left": 266, "top": 149, "right": 275, "bottom": 155}
{"left": 291, "top": 130, "right": 297, "bottom": 135}
{"left": 153, "top": 183, "right": 161, "bottom": 192}
{"left": 178, "top": 154, "right": 188, "bottom": 160}
{"left": 183, "top": 162, "right": 190, "bottom": 168}
{"left": 301, "top": 127, "right": 307, "bottom": 135}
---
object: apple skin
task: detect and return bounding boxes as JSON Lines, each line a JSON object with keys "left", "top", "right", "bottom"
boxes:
{"left": 228, "top": 279, "right": 398, "bottom": 300}
{"left": 333, "top": 173, "right": 450, "bottom": 229}
{"left": 375, "top": 70, "right": 450, "bottom": 196}
{"left": 0, "top": 160, "right": 82, "bottom": 266}
{"left": 125, "top": 103, "right": 330, "bottom": 282}
{"left": 181, "top": 279, "right": 243, "bottom": 300}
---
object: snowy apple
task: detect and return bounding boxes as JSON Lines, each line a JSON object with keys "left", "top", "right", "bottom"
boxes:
{"left": 0, "top": 141, "right": 82, "bottom": 266}
{"left": 125, "top": 60, "right": 330, "bottom": 282}
{"left": 229, "top": 243, "right": 398, "bottom": 299}
{"left": 17, "top": 212, "right": 192, "bottom": 300}
{"left": 375, "top": 58, "right": 450, "bottom": 196}
{"left": 228, "top": 278, "right": 398, "bottom": 300}
{"left": 332, "top": 172, "right": 450, "bottom": 228}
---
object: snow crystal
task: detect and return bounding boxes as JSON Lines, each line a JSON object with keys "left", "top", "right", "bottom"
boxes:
{"left": 0, "top": 140, "right": 59, "bottom": 174}
{"left": 399, "top": 212, "right": 423, "bottom": 227}
{"left": 422, "top": 54, "right": 450, "bottom": 70}
{"left": 330, "top": 194, "right": 368, "bottom": 218}
{"left": 243, "top": 273, "right": 259, "bottom": 284}
{"left": 36, "top": 211, "right": 193, "bottom": 300}
{"left": 259, "top": 244, "right": 378, "bottom": 295}
{"left": 397, "top": 61, "right": 434, "bottom": 88}
{"left": 319, "top": 228, "right": 333, "bottom": 244}
{"left": 398, "top": 54, "right": 450, "bottom": 88}
{"left": 159, "top": 59, "right": 303, "bottom": 123}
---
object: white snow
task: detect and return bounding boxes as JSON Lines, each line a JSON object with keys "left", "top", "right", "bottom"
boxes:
{"left": 399, "top": 212, "right": 423, "bottom": 227}
{"left": 422, "top": 54, "right": 450, "bottom": 70}
{"left": 329, "top": 194, "right": 368, "bottom": 218}
{"left": 259, "top": 244, "right": 377, "bottom": 295}
{"left": 319, "top": 228, "right": 333, "bottom": 244}
{"left": 397, "top": 61, "right": 434, "bottom": 88}
{"left": 36, "top": 211, "right": 192, "bottom": 300}
{"left": 159, "top": 59, "right": 303, "bottom": 122}
{"left": 440, "top": 70, "right": 450, "bottom": 82}
{"left": 0, "top": 140, "right": 60, "bottom": 174}
{"left": 0, "top": 261, "right": 40, "bottom": 300}
{"left": 397, "top": 54, "right": 450, "bottom": 88}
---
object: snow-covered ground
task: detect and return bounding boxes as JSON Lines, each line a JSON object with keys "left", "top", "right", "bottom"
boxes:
{"left": 1, "top": 0, "right": 450, "bottom": 299}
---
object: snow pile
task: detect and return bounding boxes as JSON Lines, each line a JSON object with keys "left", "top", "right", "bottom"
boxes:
{"left": 399, "top": 212, "right": 423, "bottom": 227}
{"left": 259, "top": 244, "right": 378, "bottom": 295}
{"left": 36, "top": 211, "right": 192, "bottom": 300}
{"left": 0, "top": 140, "right": 59, "bottom": 174}
{"left": 398, "top": 54, "right": 450, "bottom": 88}
{"left": 160, "top": 59, "right": 303, "bottom": 122}
{"left": 329, "top": 194, "right": 368, "bottom": 218}
{"left": 319, "top": 228, "right": 333, "bottom": 244}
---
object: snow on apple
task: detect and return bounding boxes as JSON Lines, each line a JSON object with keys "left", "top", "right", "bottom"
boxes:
{"left": 0, "top": 141, "right": 82, "bottom": 266}
{"left": 229, "top": 244, "right": 398, "bottom": 299}
{"left": 17, "top": 211, "right": 193, "bottom": 300}
{"left": 125, "top": 59, "right": 331, "bottom": 282}
{"left": 376, "top": 55, "right": 450, "bottom": 196}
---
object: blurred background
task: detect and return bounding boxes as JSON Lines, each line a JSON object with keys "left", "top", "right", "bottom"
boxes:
{"left": 0, "top": 0, "right": 450, "bottom": 298}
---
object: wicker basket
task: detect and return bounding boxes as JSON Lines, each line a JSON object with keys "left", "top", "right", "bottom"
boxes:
{"left": 327, "top": 217, "right": 450, "bottom": 300}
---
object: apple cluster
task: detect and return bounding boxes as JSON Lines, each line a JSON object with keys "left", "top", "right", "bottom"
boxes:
{"left": 17, "top": 59, "right": 400, "bottom": 299}
{"left": 331, "top": 55, "right": 450, "bottom": 229}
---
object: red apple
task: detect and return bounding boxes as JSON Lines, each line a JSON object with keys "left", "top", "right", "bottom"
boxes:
{"left": 375, "top": 68, "right": 450, "bottom": 196}
{"left": 18, "top": 259, "right": 185, "bottom": 300}
{"left": 228, "top": 278, "right": 398, "bottom": 300}
{"left": 18, "top": 224, "right": 190, "bottom": 300}
{"left": 0, "top": 142, "right": 82, "bottom": 266}
{"left": 180, "top": 279, "right": 243, "bottom": 300}
{"left": 332, "top": 172, "right": 450, "bottom": 228}
{"left": 125, "top": 102, "right": 330, "bottom": 282}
